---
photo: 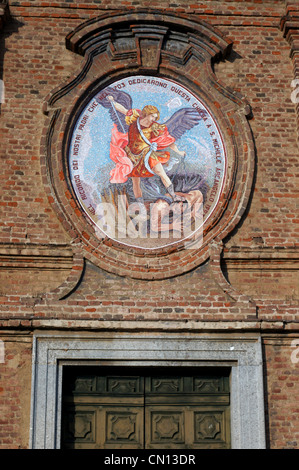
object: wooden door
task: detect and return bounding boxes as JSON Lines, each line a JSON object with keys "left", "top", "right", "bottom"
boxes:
{"left": 61, "top": 367, "right": 230, "bottom": 449}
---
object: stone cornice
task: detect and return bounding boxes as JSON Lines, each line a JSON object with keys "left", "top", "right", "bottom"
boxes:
{"left": 280, "top": 3, "right": 299, "bottom": 58}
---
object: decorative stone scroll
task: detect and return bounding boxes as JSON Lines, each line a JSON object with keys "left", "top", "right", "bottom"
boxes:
{"left": 42, "top": 10, "right": 255, "bottom": 279}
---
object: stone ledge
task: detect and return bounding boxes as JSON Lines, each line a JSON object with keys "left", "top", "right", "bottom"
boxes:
{"left": 1, "top": 318, "right": 298, "bottom": 333}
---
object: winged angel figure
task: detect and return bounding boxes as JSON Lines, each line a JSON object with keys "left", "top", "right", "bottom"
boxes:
{"left": 97, "top": 86, "right": 206, "bottom": 203}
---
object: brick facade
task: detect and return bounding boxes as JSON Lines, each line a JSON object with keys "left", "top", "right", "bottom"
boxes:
{"left": 0, "top": 0, "right": 298, "bottom": 449}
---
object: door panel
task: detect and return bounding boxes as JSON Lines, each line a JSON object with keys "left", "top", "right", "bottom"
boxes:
{"left": 61, "top": 367, "right": 230, "bottom": 449}
{"left": 62, "top": 405, "right": 97, "bottom": 448}
{"left": 146, "top": 406, "right": 185, "bottom": 448}
{"left": 145, "top": 406, "right": 230, "bottom": 449}
{"left": 101, "top": 405, "right": 144, "bottom": 449}
{"left": 62, "top": 405, "right": 144, "bottom": 449}
{"left": 193, "top": 408, "right": 230, "bottom": 448}
{"left": 144, "top": 373, "right": 230, "bottom": 449}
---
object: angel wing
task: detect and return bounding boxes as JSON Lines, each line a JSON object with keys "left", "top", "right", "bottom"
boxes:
{"left": 96, "top": 86, "right": 133, "bottom": 133}
{"left": 164, "top": 107, "right": 207, "bottom": 140}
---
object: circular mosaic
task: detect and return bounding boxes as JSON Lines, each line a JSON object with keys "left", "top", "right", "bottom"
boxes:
{"left": 68, "top": 76, "right": 227, "bottom": 250}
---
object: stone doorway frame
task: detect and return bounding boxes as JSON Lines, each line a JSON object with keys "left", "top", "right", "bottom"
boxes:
{"left": 29, "top": 333, "right": 266, "bottom": 449}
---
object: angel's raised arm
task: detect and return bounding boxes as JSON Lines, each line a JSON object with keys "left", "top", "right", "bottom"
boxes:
{"left": 96, "top": 87, "right": 133, "bottom": 133}
{"left": 107, "top": 95, "right": 128, "bottom": 115}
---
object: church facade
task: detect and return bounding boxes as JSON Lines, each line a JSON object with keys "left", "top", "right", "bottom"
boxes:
{"left": 0, "top": 0, "right": 298, "bottom": 449}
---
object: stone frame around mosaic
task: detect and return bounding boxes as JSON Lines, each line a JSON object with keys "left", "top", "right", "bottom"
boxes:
{"left": 40, "top": 10, "right": 256, "bottom": 281}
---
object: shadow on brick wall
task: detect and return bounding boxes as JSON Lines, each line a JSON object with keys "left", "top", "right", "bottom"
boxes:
{"left": 0, "top": 10, "right": 24, "bottom": 113}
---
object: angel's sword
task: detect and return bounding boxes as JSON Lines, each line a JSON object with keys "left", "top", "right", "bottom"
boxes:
{"left": 110, "top": 100, "right": 126, "bottom": 134}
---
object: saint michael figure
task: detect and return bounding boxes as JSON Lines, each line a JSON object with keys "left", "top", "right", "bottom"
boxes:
{"left": 97, "top": 86, "right": 206, "bottom": 204}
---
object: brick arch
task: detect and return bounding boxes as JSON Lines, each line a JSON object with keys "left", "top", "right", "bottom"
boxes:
{"left": 41, "top": 10, "right": 255, "bottom": 280}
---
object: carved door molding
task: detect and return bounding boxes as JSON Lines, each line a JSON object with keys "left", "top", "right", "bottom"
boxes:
{"left": 29, "top": 333, "right": 266, "bottom": 449}
{"left": 41, "top": 10, "right": 255, "bottom": 279}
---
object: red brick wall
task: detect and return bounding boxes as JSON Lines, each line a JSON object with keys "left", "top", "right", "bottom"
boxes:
{"left": 216, "top": 27, "right": 298, "bottom": 249}
{"left": 0, "top": 0, "right": 298, "bottom": 449}
{"left": 263, "top": 338, "right": 299, "bottom": 449}
{"left": 0, "top": 336, "right": 32, "bottom": 449}
{"left": 1, "top": 2, "right": 297, "bottom": 248}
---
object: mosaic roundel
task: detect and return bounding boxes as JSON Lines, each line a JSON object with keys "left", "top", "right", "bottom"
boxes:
{"left": 68, "top": 76, "right": 227, "bottom": 250}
